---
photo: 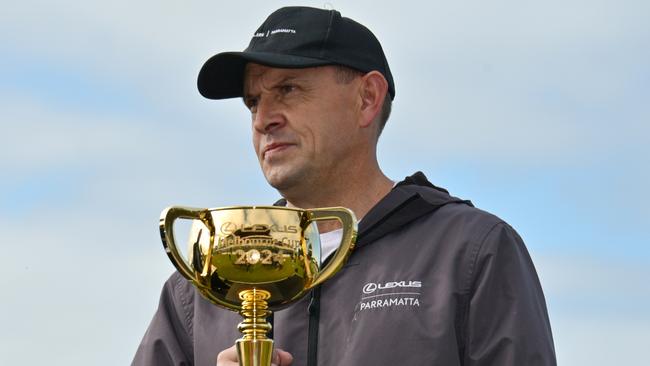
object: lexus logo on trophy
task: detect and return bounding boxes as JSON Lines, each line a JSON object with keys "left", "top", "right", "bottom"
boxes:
{"left": 159, "top": 205, "right": 357, "bottom": 366}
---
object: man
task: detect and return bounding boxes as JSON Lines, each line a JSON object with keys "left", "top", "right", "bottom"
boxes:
{"left": 134, "top": 6, "right": 556, "bottom": 366}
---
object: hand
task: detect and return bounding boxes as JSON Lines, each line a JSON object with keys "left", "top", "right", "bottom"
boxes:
{"left": 216, "top": 345, "right": 294, "bottom": 366}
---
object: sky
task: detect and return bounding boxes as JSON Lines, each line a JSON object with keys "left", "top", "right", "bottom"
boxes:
{"left": 1, "top": 0, "right": 648, "bottom": 364}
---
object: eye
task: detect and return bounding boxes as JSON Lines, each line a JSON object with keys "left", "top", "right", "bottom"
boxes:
{"left": 244, "top": 97, "right": 258, "bottom": 113}
{"left": 278, "top": 84, "right": 296, "bottom": 95}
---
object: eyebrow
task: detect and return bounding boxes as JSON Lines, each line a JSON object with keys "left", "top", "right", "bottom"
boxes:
{"left": 243, "top": 74, "right": 303, "bottom": 100}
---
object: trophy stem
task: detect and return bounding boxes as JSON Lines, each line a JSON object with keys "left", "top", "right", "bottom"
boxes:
{"left": 236, "top": 289, "right": 273, "bottom": 366}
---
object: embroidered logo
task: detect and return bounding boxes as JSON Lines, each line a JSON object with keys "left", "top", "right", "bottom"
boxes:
{"left": 359, "top": 280, "right": 422, "bottom": 311}
{"left": 253, "top": 28, "right": 297, "bottom": 38}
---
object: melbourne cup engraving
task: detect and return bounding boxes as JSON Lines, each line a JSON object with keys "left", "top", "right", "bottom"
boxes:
{"left": 159, "top": 206, "right": 357, "bottom": 366}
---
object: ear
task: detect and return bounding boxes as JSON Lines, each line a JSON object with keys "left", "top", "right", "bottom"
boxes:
{"left": 358, "top": 71, "right": 389, "bottom": 128}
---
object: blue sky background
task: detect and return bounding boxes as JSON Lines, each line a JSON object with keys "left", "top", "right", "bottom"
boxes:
{"left": 1, "top": 0, "right": 648, "bottom": 364}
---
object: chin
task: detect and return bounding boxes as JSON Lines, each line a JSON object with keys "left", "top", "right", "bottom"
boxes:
{"left": 266, "top": 175, "right": 296, "bottom": 192}
{"left": 264, "top": 167, "right": 307, "bottom": 193}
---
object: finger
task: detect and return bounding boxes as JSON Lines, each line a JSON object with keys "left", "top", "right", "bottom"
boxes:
{"left": 271, "top": 349, "right": 283, "bottom": 366}
{"left": 216, "top": 345, "right": 239, "bottom": 366}
{"left": 271, "top": 350, "right": 280, "bottom": 366}
{"left": 275, "top": 349, "right": 294, "bottom": 366}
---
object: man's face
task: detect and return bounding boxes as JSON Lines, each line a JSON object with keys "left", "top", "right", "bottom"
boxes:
{"left": 243, "top": 64, "right": 361, "bottom": 193}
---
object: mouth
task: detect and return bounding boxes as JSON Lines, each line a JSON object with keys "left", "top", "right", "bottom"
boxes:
{"left": 262, "top": 142, "right": 295, "bottom": 159}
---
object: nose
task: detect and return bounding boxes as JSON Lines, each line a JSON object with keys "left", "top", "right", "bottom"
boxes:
{"left": 252, "top": 96, "right": 285, "bottom": 134}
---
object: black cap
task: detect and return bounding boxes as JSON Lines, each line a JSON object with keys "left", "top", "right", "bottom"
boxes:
{"left": 197, "top": 6, "right": 395, "bottom": 100}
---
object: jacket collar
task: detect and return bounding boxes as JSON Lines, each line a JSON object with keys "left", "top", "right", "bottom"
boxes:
{"left": 274, "top": 171, "right": 472, "bottom": 246}
{"left": 356, "top": 171, "right": 472, "bottom": 246}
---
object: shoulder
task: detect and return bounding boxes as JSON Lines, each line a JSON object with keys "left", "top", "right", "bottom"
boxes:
{"left": 408, "top": 189, "right": 531, "bottom": 290}
{"left": 431, "top": 203, "right": 539, "bottom": 299}
{"left": 165, "top": 271, "right": 197, "bottom": 302}
{"left": 394, "top": 176, "right": 506, "bottom": 243}
{"left": 438, "top": 201, "right": 503, "bottom": 234}
{"left": 159, "top": 271, "right": 197, "bottom": 336}
{"left": 414, "top": 187, "right": 508, "bottom": 248}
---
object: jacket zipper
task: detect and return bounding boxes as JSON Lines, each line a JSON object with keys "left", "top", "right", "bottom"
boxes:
{"left": 307, "top": 287, "right": 321, "bottom": 366}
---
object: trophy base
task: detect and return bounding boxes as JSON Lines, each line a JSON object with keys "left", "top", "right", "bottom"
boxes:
{"left": 236, "top": 338, "right": 274, "bottom": 366}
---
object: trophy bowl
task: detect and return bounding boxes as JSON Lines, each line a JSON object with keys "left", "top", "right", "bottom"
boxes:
{"left": 159, "top": 205, "right": 357, "bottom": 366}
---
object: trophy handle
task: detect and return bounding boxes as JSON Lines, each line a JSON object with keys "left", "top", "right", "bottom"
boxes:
{"left": 159, "top": 206, "right": 214, "bottom": 283}
{"left": 307, "top": 207, "right": 358, "bottom": 288}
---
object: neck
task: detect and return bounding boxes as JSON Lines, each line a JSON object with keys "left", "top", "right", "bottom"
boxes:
{"left": 283, "top": 164, "right": 393, "bottom": 232}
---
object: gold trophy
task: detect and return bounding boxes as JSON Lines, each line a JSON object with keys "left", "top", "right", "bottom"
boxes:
{"left": 159, "top": 205, "right": 357, "bottom": 366}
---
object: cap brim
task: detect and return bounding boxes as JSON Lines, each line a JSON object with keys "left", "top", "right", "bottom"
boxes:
{"left": 197, "top": 51, "right": 332, "bottom": 100}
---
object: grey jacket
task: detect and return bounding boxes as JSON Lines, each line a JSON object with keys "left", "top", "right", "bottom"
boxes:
{"left": 133, "top": 172, "right": 556, "bottom": 365}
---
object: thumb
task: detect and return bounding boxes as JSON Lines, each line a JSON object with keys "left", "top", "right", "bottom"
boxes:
{"left": 271, "top": 349, "right": 294, "bottom": 366}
